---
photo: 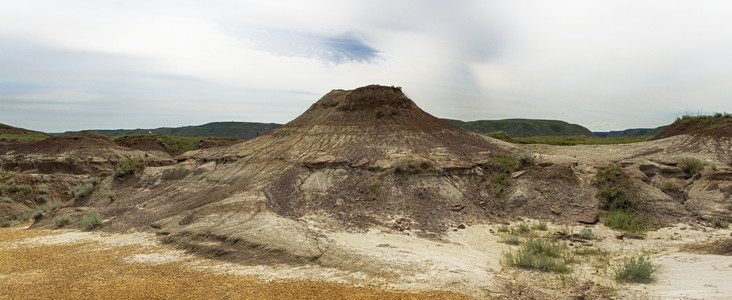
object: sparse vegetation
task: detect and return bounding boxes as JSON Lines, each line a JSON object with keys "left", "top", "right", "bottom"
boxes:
{"left": 497, "top": 225, "right": 510, "bottom": 233}
{"left": 535, "top": 220, "right": 548, "bottom": 231}
{"left": 709, "top": 217, "right": 729, "bottom": 229}
{"left": 604, "top": 210, "right": 648, "bottom": 233}
{"left": 578, "top": 228, "right": 596, "bottom": 240}
{"left": 596, "top": 164, "right": 637, "bottom": 211}
{"left": 503, "top": 238, "right": 574, "bottom": 273}
{"left": 82, "top": 211, "right": 103, "bottom": 230}
{"left": 506, "top": 136, "right": 649, "bottom": 146}
{"left": 41, "top": 174, "right": 51, "bottom": 183}
{"left": 115, "top": 159, "right": 145, "bottom": 178}
{"left": 615, "top": 255, "right": 658, "bottom": 283}
{"left": 67, "top": 182, "right": 94, "bottom": 198}
{"left": 488, "top": 152, "right": 533, "bottom": 198}
{"left": 503, "top": 234, "right": 521, "bottom": 245}
{"left": 53, "top": 214, "right": 71, "bottom": 228}
{"left": 1, "top": 179, "right": 33, "bottom": 196}
{"left": 661, "top": 180, "right": 681, "bottom": 192}
{"left": 1, "top": 196, "right": 12, "bottom": 203}
{"left": 0, "top": 169, "right": 13, "bottom": 179}
{"left": 392, "top": 157, "right": 434, "bottom": 174}
{"left": 518, "top": 223, "right": 531, "bottom": 234}
{"left": 106, "top": 190, "right": 116, "bottom": 201}
{"left": 677, "top": 157, "right": 706, "bottom": 175}
{"left": 36, "top": 194, "right": 49, "bottom": 205}
{"left": 0, "top": 133, "right": 48, "bottom": 142}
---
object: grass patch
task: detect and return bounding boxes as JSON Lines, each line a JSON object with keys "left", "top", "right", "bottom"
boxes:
{"left": 36, "top": 194, "right": 49, "bottom": 205}
{"left": 596, "top": 164, "right": 637, "bottom": 211}
{"left": 114, "top": 159, "right": 145, "bottom": 178}
{"left": 709, "top": 217, "right": 729, "bottom": 229}
{"left": 497, "top": 225, "right": 510, "bottom": 233}
{"left": 615, "top": 256, "right": 658, "bottom": 283}
{"left": 677, "top": 157, "right": 706, "bottom": 175}
{"left": 392, "top": 157, "right": 434, "bottom": 174}
{"left": 1, "top": 180, "right": 33, "bottom": 196}
{"left": 67, "top": 182, "right": 94, "bottom": 198}
{"left": 1, "top": 196, "right": 12, "bottom": 203}
{"left": 503, "top": 234, "right": 521, "bottom": 245}
{"left": 517, "top": 223, "right": 531, "bottom": 234}
{"left": 106, "top": 190, "right": 116, "bottom": 201}
{"left": 53, "top": 214, "right": 71, "bottom": 228}
{"left": 496, "top": 135, "right": 649, "bottom": 146}
{"left": 534, "top": 220, "right": 548, "bottom": 231}
{"left": 82, "top": 211, "right": 103, "bottom": 230}
{"left": 604, "top": 210, "right": 648, "bottom": 233}
{"left": 0, "top": 169, "right": 14, "bottom": 179}
{"left": 661, "top": 180, "right": 681, "bottom": 192}
{"left": 578, "top": 228, "right": 596, "bottom": 240}
{"left": 503, "top": 238, "right": 574, "bottom": 273}
{"left": 487, "top": 152, "right": 534, "bottom": 198}
{"left": 0, "top": 133, "right": 48, "bottom": 142}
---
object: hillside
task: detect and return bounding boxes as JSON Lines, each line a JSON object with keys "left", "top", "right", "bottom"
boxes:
{"left": 443, "top": 118, "right": 592, "bottom": 137}
{"left": 651, "top": 113, "right": 732, "bottom": 140}
{"left": 73, "top": 122, "right": 280, "bottom": 140}
{"left": 594, "top": 126, "right": 667, "bottom": 138}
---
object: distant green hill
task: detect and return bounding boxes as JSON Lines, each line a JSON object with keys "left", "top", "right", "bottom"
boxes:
{"left": 73, "top": 122, "right": 281, "bottom": 140}
{"left": 593, "top": 126, "right": 667, "bottom": 138}
{"left": 442, "top": 118, "right": 592, "bottom": 137}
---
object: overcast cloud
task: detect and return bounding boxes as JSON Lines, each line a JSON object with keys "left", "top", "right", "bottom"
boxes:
{"left": 1, "top": 0, "right": 730, "bottom": 132}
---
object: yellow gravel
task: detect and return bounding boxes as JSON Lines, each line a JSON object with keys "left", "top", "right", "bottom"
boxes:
{"left": 0, "top": 225, "right": 469, "bottom": 299}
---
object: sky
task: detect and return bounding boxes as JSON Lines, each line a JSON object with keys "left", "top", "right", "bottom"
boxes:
{"left": 1, "top": 0, "right": 730, "bottom": 133}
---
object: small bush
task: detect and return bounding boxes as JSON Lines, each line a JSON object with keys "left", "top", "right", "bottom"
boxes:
{"left": 1, "top": 196, "right": 12, "bottom": 203}
{"left": 578, "top": 228, "right": 596, "bottom": 240}
{"left": 504, "top": 234, "right": 521, "bottom": 245}
{"left": 503, "top": 238, "right": 573, "bottom": 273}
{"left": 41, "top": 174, "right": 51, "bottom": 183}
{"left": 86, "top": 175, "right": 102, "bottom": 185}
{"left": 710, "top": 218, "right": 729, "bottom": 229}
{"left": 0, "top": 217, "right": 9, "bottom": 227}
{"left": 12, "top": 184, "right": 32, "bottom": 196}
{"left": 497, "top": 225, "right": 510, "bottom": 233}
{"left": 615, "top": 256, "right": 658, "bottom": 283}
{"left": 518, "top": 223, "right": 531, "bottom": 234}
{"left": 106, "top": 190, "right": 116, "bottom": 201}
{"left": 661, "top": 181, "right": 681, "bottom": 192}
{"left": 677, "top": 157, "right": 705, "bottom": 175}
{"left": 392, "top": 157, "right": 434, "bottom": 174}
{"left": 53, "top": 214, "right": 71, "bottom": 228}
{"left": 67, "top": 182, "right": 94, "bottom": 198}
{"left": 535, "top": 220, "right": 548, "bottom": 231}
{"left": 516, "top": 151, "right": 535, "bottom": 168}
{"left": 31, "top": 209, "right": 44, "bottom": 220}
{"left": 82, "top": 211, "right": 103, "bottom": 230}
{"left": 596, "top": 165, "right": 637, "bottom": 211}
{"left": 36, "top": 194, "right": 49, "bottom": 205}
{"left": 115, "top": 159, "right": 145, "bottom": 178}
{"left": 37, "top": 187, "right": 49, "bottom": 194}
{"left": 0, "top": 169, "right": 13, "bottom": 179}
{"left": 604, "top": 210, "right": 648, "bottom": 233}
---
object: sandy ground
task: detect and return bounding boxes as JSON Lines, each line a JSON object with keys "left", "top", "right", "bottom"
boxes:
{"left": 2, "top": 220, "right": 731, "bottom": 299}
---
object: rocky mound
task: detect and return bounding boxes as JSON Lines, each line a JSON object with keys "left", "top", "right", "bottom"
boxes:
{"left": 12, "top": 131, "right": 121, "bottom": 155}
{"left": 652, "top": 114, "right": 732, "bottom": 140}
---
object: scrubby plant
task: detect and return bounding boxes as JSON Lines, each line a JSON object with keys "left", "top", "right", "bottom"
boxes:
{"left": 0, "top": 169, "right": 13, "bottom": 179}
{"left": 41, "top": 174, "right": 51, "bottom": 183}
{"left": 82, "top": 211, "right": 103, "bottom": 230}
{"left": 1, "top": 196, "right": 12, "bottom": 203}
{"left": 106, "top": 190, "right": 116, "bottom": 201}
{"left": 67, "top": 182, "right": 94, "bottom": 198}
{"left": 503, "top": 234, "right": 521, "bottom": 245}
{"left": 10, "top": 183, "right": 32, "bottom": 196}
{"left": 535, "top": 220, "right": 548, "bottom": 231}
{"left": 615, "top": 256, "right": 658, "bottom": 283}
{"left": 392, "top": 157, "right": 434, "bottom": 174}
{"left": 710, "top": 217, "right": 729, "bottom": 229}
{"left": 0, "top": 216, "right": 9, "bottom": 227}
{"left": 578, "top": 228, "right": 596, "bottom": 240}
{"left": 114, "top": 159, "right": 145, "bottom": 178}
{"left": 37, "top": 187, "right": 49, "bottom": 194}
{"left": 661, "top": 181, "right": 681, "bottom": 192}
{"left": 36, "top": 194, "right": 49, "bottom": 205}
{"left": 503, "top": 238, "right": 573, "bottom": 273}
{"left": 516, "top": 151, "right": 535, "bottom": 168}
{"left": 53, "top": 214, "right": 71, "bottom": 228}
{"left": 86, "top": 175, "right": 102, "bottom": 185}
{"left": 518, "top": 223, "right": 531, "bottom": 234}
{"left": 677, "top": 157, "right": 705, "bottom": 175}
{"left": 497, "top": 225, "right": 510, "bottom": 233}
{"left": 596, "top": 165, "right": 637, "bottom": 211}
{"left": 604, "top": 210, "right": 648, "bottom": 233}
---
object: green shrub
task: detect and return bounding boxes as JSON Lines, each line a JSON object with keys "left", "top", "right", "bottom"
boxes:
{"left": 518, "top": 223, "right": 531, "bottom": 234}
{"left": 490, "top": 173, "right": 510, "bottom": 198}
{"left": 677, "top": 157, "right": 705, "bottom": 175}
{"left": 604, "top": 210, "right": 648, "bottom": 233}
{"left": 0, "top": 169, "right": 13, "bottom": 179}
{"left": 578, "top": 228, "right": 596, "bottom": 240}
{"left": 596, "top": 165, "right": 637, "bottom": 211}
{"left": 615, "top": 256, "right": 658, "bottom": 283}
{"left": 1, "top": 196, "right": 12, "bottom": 203}
{"left": 488, "top": 131, "right": 513, "bottom": 142}
{"left": 503, "top": 239, "right": 573, "bottom": 273}
{"left": 53, "top": 214, "right": 71, "bottom": 228}
{"left": 503, "top": 234, "right": 521, "bottom": 245}
{"left": 535, "top": 220, "right": 548, "bottom": 231}
{"left": 516, "top": 151, "right": 535, "bottom": 168}
{"left": 67, "top": 182, "right": 94, "bottom": 198}
{"left": 392, "top": 157, "right": 434, "bottom": 174}
{"left": 497, "top": 225, "right": 510, "bottom": 233}
{"left": 41, "top": 174, "right": 51, "bottom": 183}
{"left": 710, "top": 218, "right": 729, "bottom": 229}
{"left": 82, "top": 211, "right": 103, "bottom": 230}
{"left": 0, "top": 217, "right": 9, "bottom": 227}
{"left": 661, "top": 181, "right": 681, "bottom": 192}
{"left": 86, "top": 175, "right": 102, "bottom": 185}
{"left": 114, "top": 159, "right": 145, "bottom": 178}
{"left": 11, "top": 183, "right": 32, "bottom": 196}
{"left": 36, "top": 194, "right": 49, "bottom": 205}
{"left": 106, "top": 190, "right": 116, "bottom": 201}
